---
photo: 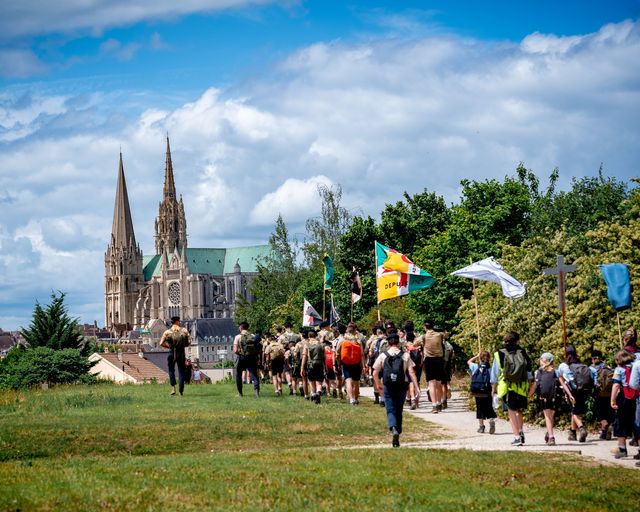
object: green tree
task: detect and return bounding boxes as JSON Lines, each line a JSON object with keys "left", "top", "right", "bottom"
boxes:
{"left": 303, "top": 184, "right": 352, "bottom": 265}
{"left": 20, "top": 292, "right": 85, "bottom": 352}
{"left": 380, "top": 189, "right": 450, "bottom": 255}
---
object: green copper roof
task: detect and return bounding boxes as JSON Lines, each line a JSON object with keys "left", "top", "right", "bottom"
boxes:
{"left": 142, "top": 245, "right": 269, "bottom": 281}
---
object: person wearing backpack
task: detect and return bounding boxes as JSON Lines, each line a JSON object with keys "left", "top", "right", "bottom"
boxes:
{"left": 528, "top": 352, "right": 564, "bottom": 446}
{"left": 468, "top": 351, "right": 497, "bottom": 434}
{"left": 558, "top": 345, "right": 594, "bottom": 443}
{"left": 323, "top": 340, "right": 338, "bottom": 398}
{"left": 419, "top": 319, "right": 445, "bottom": 413}
{"left": 590, "top": 349, "right": 615, "bottom": 440}
{"left": 373, "top": 333, "right": 420, "bottom": 447}
{"left": 335, "top": 322, "right": 365, "bottom": 405}
{"left": 441, "top": 334, "right": 455, "bottom": 410}
{"left": 406, "top": 332, "right": 423, "bottom": 410}
{"left": 610, "top": 349, "right": 639, "bottom": 459}
{"left": 367, "top": 327, "right": 386, "bottom": 404}
{"left": 232, "top": 322, "right": 260, "bottom": 397}
{"left": 265, "top": 335, "right": 286, "bottom": 396}
{"left": 160, "top": 316, "right": 191, "bottom": 396}
{"left": 490, "top": 331, "right": 532, "bottom": 446}
{"left": 301, "top": 330, "right": 326, "bottom": 404}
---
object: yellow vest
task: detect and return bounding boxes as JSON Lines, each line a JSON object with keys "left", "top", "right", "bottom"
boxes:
{"left": 494, "top": 350, "right": 530, "bottom": 398}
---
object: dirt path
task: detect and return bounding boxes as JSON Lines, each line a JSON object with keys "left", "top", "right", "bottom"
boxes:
{"left": 358, "top": 387, "right": 639, "bottom": 469}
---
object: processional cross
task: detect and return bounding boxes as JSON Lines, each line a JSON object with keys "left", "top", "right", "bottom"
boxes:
{"left": 543, "top": 255, "right": 577, "bottom": 357}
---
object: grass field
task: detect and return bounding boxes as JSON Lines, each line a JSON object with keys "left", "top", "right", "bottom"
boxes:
{"left": 0, "top": 381, "right": 636, "bottom": 511}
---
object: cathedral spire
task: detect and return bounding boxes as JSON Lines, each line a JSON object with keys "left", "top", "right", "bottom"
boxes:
{"left": 163, "top": 135, "right": 176, "bottom": 200}
{"left": 111, "top": 152, "right": 136, "bottom": 247}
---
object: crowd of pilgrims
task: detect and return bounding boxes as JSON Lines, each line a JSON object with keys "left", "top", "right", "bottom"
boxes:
{"left": 231, "top": 319, "right": 640, "bottom": 459}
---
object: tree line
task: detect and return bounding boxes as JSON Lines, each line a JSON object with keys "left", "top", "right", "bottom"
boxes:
{"left": 236, "top": 164, "right": 639, "bottom": 364}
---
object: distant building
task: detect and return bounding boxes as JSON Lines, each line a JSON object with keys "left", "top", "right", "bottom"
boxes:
{"left": 183, "top": 318, "right": 238, "bottom": 366}
{"left": 79, "top": 322, "right": 112, "bottom": 340}
{"left": 0, "top": 329, "right": 17, "bottom": 356}
{"left": 89, "top": 352, "right": 169, "bottom": 384}
{"left": 105, "top": 137, "right": 270, "bottom": 332}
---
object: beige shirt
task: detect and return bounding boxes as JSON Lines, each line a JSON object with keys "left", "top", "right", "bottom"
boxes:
{"left": 372, "top": 346, "right": 414, "bottom": 373}
{"left": 421, "top": 329, "right": 444, "bottom": 358}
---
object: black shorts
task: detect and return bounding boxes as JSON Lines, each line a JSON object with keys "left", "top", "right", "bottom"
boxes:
{"left": 291, "top": 366, "right": 302, "bottom": 379}
{"left": 307, "top": 365, "right": 325, "bottom": 383}
{"left": 538, "top": 396, "right": 561, "bottom": 412}
{"left": 505, "top": 391, "right": 528, "bottom": 412}
{"left": 571, "top": 390, "right": 589, "bottom": 416}
{"left": 271, "top": 358, "right": 284, "bottom": 375}
{"left": 613, "top": 395, "right": 637, "bottom": 438}
{"left": 594, "top": 395, "right": 615, "bottom": 423}
{"left": 424, "top": 357, "right": 444, "bottom": 382}
{"left": 475, "top": 396, "right": 497, "bottom": 420}
{"left": 342, "top": 363, "right": 362, "bottom": 381}
{"left": 326, "top": 367, "right": 336, "bottom": 380}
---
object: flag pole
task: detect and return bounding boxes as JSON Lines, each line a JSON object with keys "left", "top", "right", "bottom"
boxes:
{"left": 374, "top": 240, "right": 381, "bottom": 323}
{"left": 616, "top": 312, "right": 623, "bottom": 348}
{"left": 322, "top": 287, "right": 326, "bottom": 321}
{"left": 470, "top": 257, "right": 481, "bottom": 353}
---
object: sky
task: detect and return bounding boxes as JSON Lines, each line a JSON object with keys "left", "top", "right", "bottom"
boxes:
{"left": 0, "top": 0, "right": 639, "bottom": 330}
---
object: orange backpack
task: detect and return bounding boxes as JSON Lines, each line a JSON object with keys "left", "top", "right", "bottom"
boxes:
{"left": 340, "top": 340, "right": 362, "bottom": 365}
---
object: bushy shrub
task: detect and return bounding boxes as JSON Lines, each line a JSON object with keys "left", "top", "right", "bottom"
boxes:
{"left": 0, "top": 347, "right": 96, "bottom": 389}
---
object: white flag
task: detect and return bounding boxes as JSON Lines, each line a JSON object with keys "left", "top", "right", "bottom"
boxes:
{"left": 302, "top": 298, "right": 322, "bottom": 327}
{"left": 451, "top": 257, "right": 526, "bottom": 299}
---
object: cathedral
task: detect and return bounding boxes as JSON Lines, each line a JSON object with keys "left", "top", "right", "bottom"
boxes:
{"left": 104, "top": 138, "right": 270, "bottom": 333}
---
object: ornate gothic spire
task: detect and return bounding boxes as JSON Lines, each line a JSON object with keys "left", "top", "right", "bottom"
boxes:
{"left": 111, "top": 152, "right": 136, "bottom": 247}
{"left": 163, "top": 135, "right": 176, "bottom": 200}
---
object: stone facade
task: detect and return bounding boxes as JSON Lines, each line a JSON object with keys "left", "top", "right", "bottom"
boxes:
{"left": 105, "top": 138, "right": 269, "bottom": 331}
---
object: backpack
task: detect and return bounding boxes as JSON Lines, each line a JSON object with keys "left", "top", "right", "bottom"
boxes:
{"left": 622, "top": 365, "right": 640, "bottom": 400}
{"left": 269, "top": 342, "right": 285, "bottom": 360}
{"left": 308, "top": 343, "right": 325, "bottom": 369}
{"left": 325, "top": 347, "right": 334, "bottom": 369}
{"left": 595, "top": 365, "right": 614, "bottom": 397}
{"left": 239, "top": 332, "right": 256, "bottom": 357}
{"left": 383, "top": 350, "right": 407, "bottom": 389}
{"left": 536, "top": 369, "right": 558, "bottom": 400}
{"left": 340, "top": 339, "right": 362, "bottom": 365}
{"left": 501, "top": 348, "right": 528, "bottom": 384}
{"left": 470, "top": 364, "right": 491, "bottom": 397}
{"left": 443, "top": 341, "right": 453, "bottom": 364}
{"left": 291, "top": 343, "right": 302, "bottom": 369}
{"left": 372, "top": 337, "right": 384, "bottom": 358}
{"left": 408, "top": 346, "right": 423, "bottom": 368}
{"left": 569, "top": 363, "right": 594, "bottom": 393}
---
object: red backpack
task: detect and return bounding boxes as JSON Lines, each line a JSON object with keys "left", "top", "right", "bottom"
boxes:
{"left": 340, "top": 339, "right": 362, "bottom": 365}
{"left": 622, "top": 365, "right": 640, "bottom": 400}
{"left": 325, "top": 346, "right": 334, "bottom": 369}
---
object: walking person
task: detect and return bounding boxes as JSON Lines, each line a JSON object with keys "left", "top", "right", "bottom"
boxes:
{"left": 233, "top": 322, "right": 260, "bottom": 397}
{"left": 468, "top": 351, "right": 497, "bottom": 435}
{"left": 611, "top": 349, "right": 639, "bottom": 459}
{"left": 265, "top": 334, "right": 286, "bottom": 396}
{"left": 160, "top": 316, "right": 191, "bottom": 396}
{"left": 301, "top": 330, "right": 325, "bottom": 404}
{"left": 558, "top": 346, "right": 594, "bottom": 443}
{"left": 373, "top": 333, "right": 420, "bottom": 447}
{"left": 192, "top": 365, "right": 202, "bottom": 385}
{"left": 336, "top": 322, "right": 365, "bottom": 405}
{"left": 528, "top": 353, "right": 561, "bottom": 445}
{"left": 491, "top": 331, "right": 532, "bottom": 446}
{"left": 420, "top": 320, "right": 445, "bottom": 413}
{"left": 590, "top": 349, "right": 615, "bottom": 440}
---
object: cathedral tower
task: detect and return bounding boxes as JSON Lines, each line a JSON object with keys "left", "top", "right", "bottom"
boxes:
{"left": 154, "top": 137, "right": 187, "bottom": 255}
{"left": 105, "top": 153, "right": 144, "bottom": 330}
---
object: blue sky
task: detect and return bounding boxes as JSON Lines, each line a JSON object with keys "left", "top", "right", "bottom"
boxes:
{"left": 0, "top": 1, "right": 639, "bottom": 330}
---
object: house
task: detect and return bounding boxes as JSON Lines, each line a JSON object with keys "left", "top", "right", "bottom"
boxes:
{"left": 89, "top": 352, "right": 169, "bottom": 384}
{"left": 0, "top": 329, "right": 17, "bottom": 356}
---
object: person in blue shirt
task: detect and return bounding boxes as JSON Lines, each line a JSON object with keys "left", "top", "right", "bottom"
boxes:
{"left": 557, "top": 345, "right": 594, "bottom": 443}
{"left": 468, "top": 351, "right": 497, "bottom": 434}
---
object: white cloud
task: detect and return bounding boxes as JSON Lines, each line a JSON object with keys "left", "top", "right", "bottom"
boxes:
{"left": 0, "top": 0, "right": 281, "bottom": 39}
{"left": 249, "top": 175, "right": 333, "bottom": 225}
{"left": 0, "top": 48, "right": 47, "bottom": 78}
{"left": 0, "top": 19, "right": 639, "bottom": 328}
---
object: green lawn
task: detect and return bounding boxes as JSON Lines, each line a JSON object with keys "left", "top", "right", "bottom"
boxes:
{"left": 0, "top": 382, "right": 635, "bottom": 511}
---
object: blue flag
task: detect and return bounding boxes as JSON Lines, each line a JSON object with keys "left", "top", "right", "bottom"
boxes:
{"left": 599, "top": 263, "right": 631, "bottom": 310}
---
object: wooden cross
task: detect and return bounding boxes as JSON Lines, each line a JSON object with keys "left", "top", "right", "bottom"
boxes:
{"left": 543, "top": 255, "right": 577, "bottom": 357}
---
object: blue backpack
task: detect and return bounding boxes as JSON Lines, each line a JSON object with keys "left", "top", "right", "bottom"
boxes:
{"left": 470, "top": 364, "right": 491, "bottom": 397}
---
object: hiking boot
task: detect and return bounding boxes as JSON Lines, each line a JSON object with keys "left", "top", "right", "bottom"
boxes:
{"left": 289, "top": 388, "right": 294, "bottom": 396}
{"left": 606, "top": 427, "right": 612, "bottom": 441}
{"left": 332, "top": 389, "right": 338, "bottom": 399}
{"left": 437, "top": 403, "right": 443, "bottom": 412}
{"left": 613, "top": 447, "right": 628, "bottom": 459}
{"left": 630, "top": 437, "right": 639, "bottom": 447}
{"left": 379, "top": 400, "right": 385, "bottom": 407}
{"left": 410, "top": 399, "right": 417, "bottom": 410}
{"left": 441, "top": 400, "right": 448, "bottom": 410}
{"left": 547, "top": 437, "right": 556, "bottom": 446}
{"left": 578, "top": 426, "right": 587, "bottom": 443}
{"left": 544, "top": 433, "right": 549, "bottom": 443}
{"left": 391, "top": 427, "right": 400, "bottom": 448}
{"left": 568, "top": 429, "right": 577, "bottom": 441}
{"left": 519, "top": 431, "right": 525, "bottom": 445}
{"left": 599, "top": 429, "right": 608, "bottom": 441}
{"left": 633, "top": 451, "right": 640, "bottom": 460}
{"left": 431, "top": 406, "right": 439, "bottom": 414}
{"left": 350, "top": 399, "right": 357, "bottom": 406}
{"left": 510, "top": 437, "right": 522, "bottom": 446}
{"left": 374, "top": 395, "right": 379, "bottom": 404}
{"left": 305, "top": 395, "right": 310, "bottom": 400}
{"left": 315, "top": 394, "right": 321, "bottom": 405}
{"left": 339, "top": 391, "right": 344, "bottom": 400}
{"left": 489, "top": 419, "right": 495, "bottom": 435}
{"left": 477, "top": 425, "right": 485, "bottom": 434}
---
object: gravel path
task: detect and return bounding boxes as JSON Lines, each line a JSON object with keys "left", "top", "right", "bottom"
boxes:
{"left": 359, "top": 387, "right": 639, "bottom": 469}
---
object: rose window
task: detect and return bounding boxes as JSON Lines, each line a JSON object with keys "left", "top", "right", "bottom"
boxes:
{"left": 168, "top": 282, "right": 181, "bottom": 305}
